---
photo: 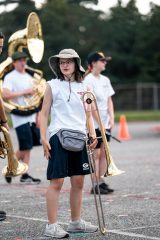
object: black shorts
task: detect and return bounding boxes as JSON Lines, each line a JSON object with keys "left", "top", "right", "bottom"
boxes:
{"left": 95, "top": 128, "right": 111, "bottom": 149}
{"left": 47, "top": 134, "right": 91, "bottom": 180}
{"left": 15, "top": 122, "right": 41, "bottom": 151}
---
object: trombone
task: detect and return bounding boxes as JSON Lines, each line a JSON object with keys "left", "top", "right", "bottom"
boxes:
{"left": 85, "top": 137, "right": 107, "bottom": 235}
{"left": 82, "top": 91, "right": 124, "bottom": 235}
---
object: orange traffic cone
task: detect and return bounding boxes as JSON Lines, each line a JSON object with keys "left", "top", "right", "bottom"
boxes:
{"left": 117, "top": 115, "right": 131, "bottom": 140}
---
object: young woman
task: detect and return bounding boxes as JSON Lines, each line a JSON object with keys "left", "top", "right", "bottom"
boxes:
{"left": 84, "top": 51, "right": 115, "bottom": 195}
{"left": 40, "top": 49, "right": 98, "bottom": 239}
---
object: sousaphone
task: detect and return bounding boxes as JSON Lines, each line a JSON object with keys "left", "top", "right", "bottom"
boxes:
{"left": 0, "top": 12, "right": 46, "bottom": 115}
{"left": 0, "top": 125, "right": 28, "bottom": 177}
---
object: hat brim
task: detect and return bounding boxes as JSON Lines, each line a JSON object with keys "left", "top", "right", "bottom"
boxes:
{"left": 49, "top": 55, "right": 85, "bottom": 77}
{"left": 101, "top": 56, "right": 112, "bottom": 61}
{"left": 13, "top": 56, "right": 28, "bottom": 61}
{"left": 12, "top": 52, "right": 29, "bottom": 61}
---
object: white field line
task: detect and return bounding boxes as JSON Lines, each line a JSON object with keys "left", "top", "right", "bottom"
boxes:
{"left": 108, "top": 229, "right": 160, "bottom": 240}
{"left": 6, "top": 214, "right": 160, "bottom": 239}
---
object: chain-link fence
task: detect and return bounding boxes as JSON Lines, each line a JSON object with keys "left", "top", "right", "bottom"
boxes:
{"left": 112, "top": 83, "right": 160, "bottom": 110}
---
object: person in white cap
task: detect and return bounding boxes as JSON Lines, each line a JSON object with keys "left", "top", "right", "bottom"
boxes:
{"left": 84, "top": 51, "right": 115, "bottom": 195}
{"left": 40, "top": 49, "right": 98, "bottom": 238}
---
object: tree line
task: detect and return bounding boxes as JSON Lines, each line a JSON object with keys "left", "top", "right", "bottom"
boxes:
{"left": 0, "top": 0, "right": 160, "bottom": 84}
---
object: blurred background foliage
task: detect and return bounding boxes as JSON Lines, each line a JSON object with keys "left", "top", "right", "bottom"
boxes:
{"left": 0, "top": 0, "right": 160, "bottom": 84}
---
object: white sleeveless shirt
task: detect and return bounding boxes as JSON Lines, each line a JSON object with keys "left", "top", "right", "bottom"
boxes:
{"left": 48, "top": 79, "right": 88, "bottom": 139}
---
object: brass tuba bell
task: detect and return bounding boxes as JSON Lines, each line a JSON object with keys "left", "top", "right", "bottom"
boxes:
{"left": 8, "top": 12, "right": 44, "bottom": 63}
{"left": 0, "top": 12, "right": 46, "bottom": 116}
{"left": 0, "top": 125, "right": 28, "bottom": 177}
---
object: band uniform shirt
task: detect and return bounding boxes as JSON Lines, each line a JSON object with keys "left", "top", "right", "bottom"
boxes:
{"left": 3, "top": 69, "right": 36, "bottom": 128}
{"left": 84, "top": 73, "right": 115, "bottom": 129}
{"left": 48, "top": 78, "right": 88, "bottom": 139}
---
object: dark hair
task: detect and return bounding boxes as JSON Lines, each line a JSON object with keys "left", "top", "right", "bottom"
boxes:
{"left": 84, "top": 68, "right": 92, "bottom": 78}
{"left": 74, "top": 60, "right": 84, "bottom": 82}
{"left": 0, "top": 32, "right": 5, "bottom": 39}
{"left": 56, "top": 58, "right": 84, "bottom": 82}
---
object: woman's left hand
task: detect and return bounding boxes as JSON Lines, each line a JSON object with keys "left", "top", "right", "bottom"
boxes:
{"left": 41, "top": 139, "right": 51, "bottom": 160}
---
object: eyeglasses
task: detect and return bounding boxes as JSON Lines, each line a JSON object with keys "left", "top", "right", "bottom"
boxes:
{"left": 59, "top": 59, "right": 74, "bottom": 66}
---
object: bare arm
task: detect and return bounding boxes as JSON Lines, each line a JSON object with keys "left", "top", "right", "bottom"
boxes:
{"left": 108, "top": 96, "right": 114, "bottom": 129}
{"left": 87, "top": 111, "right": 96, "bottom": 139}
{"left": 84, "top": 92, "right": 97, "bottom": 148}
{"left": 2, "top": 87, "right": 35, "bottom": 100}
{"left": 40, "top": 84, "right": 52, "bottom": 159}
{"left": 36, "top": 111, "right": 40, "bottom": 128}
{"left": 86, "top": 110, "right": 97, "bottom": 149}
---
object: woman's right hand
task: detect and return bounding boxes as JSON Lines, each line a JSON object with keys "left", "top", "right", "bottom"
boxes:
{"left": 88, "top": 136, "right": 98, "bottom": 149}
{"left": 41, "top": 139, "right": 51, "bottom": 160}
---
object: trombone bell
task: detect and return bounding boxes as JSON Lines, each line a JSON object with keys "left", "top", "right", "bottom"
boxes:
{"left": 105, "top": 156, "right": 125, "bottom": 177}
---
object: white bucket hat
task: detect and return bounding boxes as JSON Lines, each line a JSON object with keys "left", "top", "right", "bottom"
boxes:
{"left": 48, "top": 48, "right": 85, "bottom": 77}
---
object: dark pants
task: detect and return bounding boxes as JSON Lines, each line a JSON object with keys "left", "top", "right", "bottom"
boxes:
{"left": 15, "top": 122, "right": 41, "bottom": 150}
{"left": 95, "top": 128, "right": 111, "bottom": 149}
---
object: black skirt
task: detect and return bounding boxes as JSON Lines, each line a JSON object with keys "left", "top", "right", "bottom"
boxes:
{"left": 47, "top": 134, "right": 91, "bottom": 180}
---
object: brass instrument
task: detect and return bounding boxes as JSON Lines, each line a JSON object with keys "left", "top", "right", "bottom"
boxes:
{"left": 0, "top": 125, "right": 28, "bottom": 176}
{"left": 82, "top": 91, "right": 125, "bottom": 235}
{"left": 0, "top": 12, "right": 46, "bottom": 115}
{"left": 8, "top": 12, "right": 44, "bottom": 63}
{"left": 83, "top": 91, "right": 124, "bottom": 177}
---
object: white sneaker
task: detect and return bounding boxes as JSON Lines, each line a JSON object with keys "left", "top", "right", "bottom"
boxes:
{"left": 45, "top": 223, "right": 69, "bottom": 238}
{"left": 67, "top": 219, "right": 98, "bottom": 233}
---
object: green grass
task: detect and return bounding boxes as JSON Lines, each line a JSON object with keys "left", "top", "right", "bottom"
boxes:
{"left": 115, "top": 110, "right": 160, "bottom": 122}
{"left": 6, "top": 110, "right": 160, "bottom": 128}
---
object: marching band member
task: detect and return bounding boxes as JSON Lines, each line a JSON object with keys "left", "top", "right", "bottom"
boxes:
{"left": 2, "top": 52, "right": 41, "bottom": 184}
{"left": 84, "top": 51, "right": 115, "bottom": 195}
{"left": 40, "top": 49, "right": 98, "bottom": 238}
{"left": 0, "top": 31, "right": 7, "bottom": 221}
